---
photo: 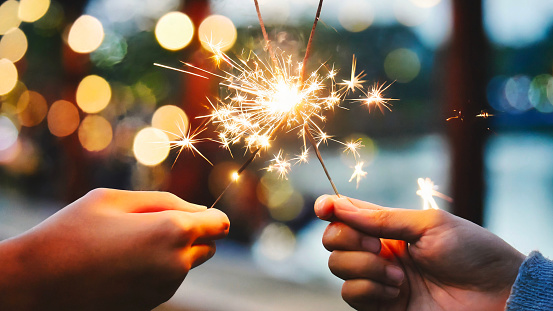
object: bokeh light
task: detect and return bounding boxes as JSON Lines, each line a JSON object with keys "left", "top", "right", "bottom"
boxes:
{"left": 410, "top": 0, "right": 441, "bottom": 8}
{"left": 155, "top": 12, "right": 194, "bottom": 51}
{"left": 17, "top": 90, "right": 48, "bottom": 127}
{"left": 76, "top": 75, "right": 112, "bottom": 113}
{"left": 384, "top": 48, "right": 421, "bottom": 83}
{"left": 0, "top": 139, "right": 21, "bottom": 164}
{"left": 151, "top": 105, "right": 188, "bottom": 140}
{"left": 0, "top": 0, "right": 21, "bottom": 35}
{"left": 257, "top": 173, "right": 304, "bottom": 222}
{"left": 33, "top": 1, "right": 64, "bottom": 35}
{"left": 338, "top": 1, "right": 374, "bottom": 33}
{"left": 0, "top": 115, "right": 19, "bottom": 151}
{"left": 133, "top": 127, "right": 170, "bottom": 166}
{"left": 504, "top": 75, "right": 532, "bottom": 113}
{"left": 254, "top": 223, "right": 296, "bottom": 261}
{"left": 528, "top": 74, "right": 553, "bottom": 113}
{"left": 18, "top": 0, "right": 50, "bottom": 23}
{"left": 198, "top": 15, "right": 237, "bottom": 52}
{"left": 78, "top": 115, "right": 112, "bottom": 152}
{"left": 0, "top": 58, "right": 18, "bottom": 95}
{"left": 0, "top": 27, "right": 28, "bottom": 63}
{"left": 394, "top": 0, "right": 431, "bottom": 27}
{"left": 67, "top": 15, "right": 105, "bottom": 54}
{"left": 47, "top": 100, "right": 80, "bottom": 137}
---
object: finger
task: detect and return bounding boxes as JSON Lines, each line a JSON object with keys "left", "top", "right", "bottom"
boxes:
{"left": 176, "top": 208, "right": 230, "bottom": 242}
{"left": 342, "top": 279, "right": 401, "bottom": 307}
{"left": 329, "top": 251, "right": 404, "bottom": 286}
{"left": 85, "top": 188, "right": 207, "bottom": 213}
{"left": 314, "top": 195, "right": 339, "bottom": 221}
{"left": 323, "top": 222, "right": 381, "bottom": 253}
{"left": 181, "top": 242, "right": 217, "bottom": 269}
{"left": 333, "top": 197, "right": 438, "bottom": 242}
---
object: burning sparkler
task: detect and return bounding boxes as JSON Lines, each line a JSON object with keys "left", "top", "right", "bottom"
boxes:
{"left": 416, "top": 177, "right": 453, "bottom": 210}
{"left": 156, "top": 0, "right": 393, "bottom": 207}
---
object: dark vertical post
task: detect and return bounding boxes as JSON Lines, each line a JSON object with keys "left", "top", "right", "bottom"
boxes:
{"left": 447, "top": 0, "right": 488, "bottom": 225}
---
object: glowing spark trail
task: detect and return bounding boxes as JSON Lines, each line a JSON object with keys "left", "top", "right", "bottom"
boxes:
{"left": 416, "top": 177, "right": 453, "bottom": 210}
{"left": 349, "top": 161, "right": 367, "bottom": 189}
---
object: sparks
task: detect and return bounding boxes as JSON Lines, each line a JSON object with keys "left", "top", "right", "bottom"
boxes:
{"left": 267, "top": 151, "right": 292, "bottom": 179}
{"left": 446, "top": 110, "right": 464, "bottom": 122}
{"left": 342, "top": 139, "right": 363, "bottom": 159}
{"left": 340, "top": 55, "right": 366, "bottom": 94}
{"left": 416, "top": 177, "right": 453, "bottom": 210}
{"left": 359, "top": 82, "right": 396, "bottom": 113}
{"left": 349, "top": 161, "right": 367, "bottom": 189}
{"left": 476, "top": 110, "right": 494, "bottom": 119}
{"left": 166, "top": 121, "right": 213, "bottom": 166}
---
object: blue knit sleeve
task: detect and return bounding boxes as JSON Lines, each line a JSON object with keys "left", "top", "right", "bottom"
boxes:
{"left": 506, "top": 251, "right": 553, "bottom": 310}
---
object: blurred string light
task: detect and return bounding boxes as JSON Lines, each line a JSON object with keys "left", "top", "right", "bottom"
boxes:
{"left": 338, "top": 0, "right": 374, "bottom": 32}
{"left": 33, "top": 1, "right": 64, "bottom": 35}
{"left": 0, "top": 116, "right": 19, "bottom": 151}
{"left": 484, "top": 0, "right": 553, "bottom": 48}
{"left": 384, "top": 48, "right": 421, "bottom": 83}
{"left": 410, "top": 0, "right": 441, "bottom": 8}
{"left": 133, "top": 127, "right": 170, "bottom": 166}
{"left": 67, "top": 15, "right": 104, "bottom": 53}
{"left": 253, "top": 222, "right": 296, "bottom": 262}
{"left": 18, "top": 0, "right": 50, "bottom": 23}
{"left": 155, "top": 11, "right": 194, "bottom": 51}
{"left": 0, "top": 58, "right": 18, "bottom": 95}
{"left": 529, "top": 74, "right": 553, "bottom": 113}
{"left": 76, "top": 75, "right": 111, "bottom": 113}
{"left": 17, "top": 90, "right": 48, "bottom": 127}
{"left": 257, "top": 173, "right": 304, "bottom": 222}
{"left": 0, "top": 0, "right": 21, "bottom": 35}
{"left": 151, "top": 105, "right": 188, "bottom": 140}
{"left": 487, "top": 74, "right": 553, "bottom": 114}
{"left": 198, "top": 15, "right": 237, "bottom": 52}
{"left": 210, "top": 0, "right": 451, "bottom": 49}
{"left": 78, "top": 115, "right": 112, "bottom": 152}
{"left": 0, "top": 28, "right": 28, "bottom": 63}
{"left": 47, "top": 100, "right": 80, "bottom": 137}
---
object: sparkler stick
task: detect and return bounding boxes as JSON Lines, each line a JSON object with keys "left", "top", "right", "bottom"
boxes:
{"left": 300, "top": 0, "right": 324, "bottom": 84}
{"left": 209, "top": 118, "right": 288, "bottom": 208}
{"left": 253, "top": 0, "right": 278, "bottom": 69}
{"left": 303, "top": 123, "right": 340, "bottom": 196}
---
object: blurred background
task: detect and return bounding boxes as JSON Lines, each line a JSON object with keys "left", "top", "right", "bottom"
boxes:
{"left": 1, "top": 0, "right": 553, "bottom": 310}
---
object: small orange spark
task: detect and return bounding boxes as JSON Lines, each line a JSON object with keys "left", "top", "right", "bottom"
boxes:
{"left": 446, "top": 110, "right": 464, "bottom": 122}
{"left": 476, "top": 110, "right": 494, "bottom": 119}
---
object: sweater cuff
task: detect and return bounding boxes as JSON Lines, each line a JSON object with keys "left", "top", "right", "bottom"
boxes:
{"left": 506, "top": 251, "right": 553, "bottom": 310}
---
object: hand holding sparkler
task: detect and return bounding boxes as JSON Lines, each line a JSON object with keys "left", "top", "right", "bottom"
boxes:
{"left": 315, "top": 195, "right": 525, "bottom": 311}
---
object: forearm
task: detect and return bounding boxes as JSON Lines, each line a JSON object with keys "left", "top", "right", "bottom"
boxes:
{"left": 0, "top": 236, "right": 41, "bottom": 310}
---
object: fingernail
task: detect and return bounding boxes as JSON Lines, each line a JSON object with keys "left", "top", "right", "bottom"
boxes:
{"left": 361, "top": 236, "right": 380, "bottom": 253}
{"left": 336, "top": 198, "right": 358, "bottom": 212}
{"left": 384, "top": 286, "right": 400, "bottom": 298}
{"left": 385, "top": 265, "right": 404, "bottom": 286}
{"left": 315, "top": 195, "right": 329, "bottom": 211}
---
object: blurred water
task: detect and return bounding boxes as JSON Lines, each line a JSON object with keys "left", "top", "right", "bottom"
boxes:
{"left": 485, "top": 132, "right": 553, "bottom": 257}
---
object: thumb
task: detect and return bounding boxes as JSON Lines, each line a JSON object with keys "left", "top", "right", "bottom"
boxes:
{"left": 333, "top": 198, "right": 436, "bottom": 242}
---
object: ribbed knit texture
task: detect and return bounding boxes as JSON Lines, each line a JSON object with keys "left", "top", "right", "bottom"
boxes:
{"left": 506, "top": 251, "right": 553, "bottom": 310}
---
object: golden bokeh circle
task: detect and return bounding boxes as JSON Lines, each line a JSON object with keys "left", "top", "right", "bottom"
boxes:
{"left": 47, "top": 100, "right": 80, "bottom": 137}
{"left": 68, "top": 15, "right": 105, "bottom": 54}
{"left": 76, "top": 75, "right": 112, "bottom": 113}
{"left": 78, "top": 115, "right": 113, "bottom": 152}
{"left": 198, "top": 15, "right": 237, "bottom": 52}
{"left": 155, "top": 12, "right": 194, "bottom": 51}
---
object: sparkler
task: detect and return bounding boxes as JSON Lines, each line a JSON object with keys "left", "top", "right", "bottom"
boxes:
{"left": 416, "top": 177, "right": 453, "bottom": 210}
{"left": 157, "top": 0, "right": 393, "bottom": 208}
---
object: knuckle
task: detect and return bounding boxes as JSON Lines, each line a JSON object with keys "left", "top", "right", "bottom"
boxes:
{"left": 85, "top": 188, "right": 112, "bottom": 202}
{"left": 371, "top": 210, "right": 391, "bottom": 236}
